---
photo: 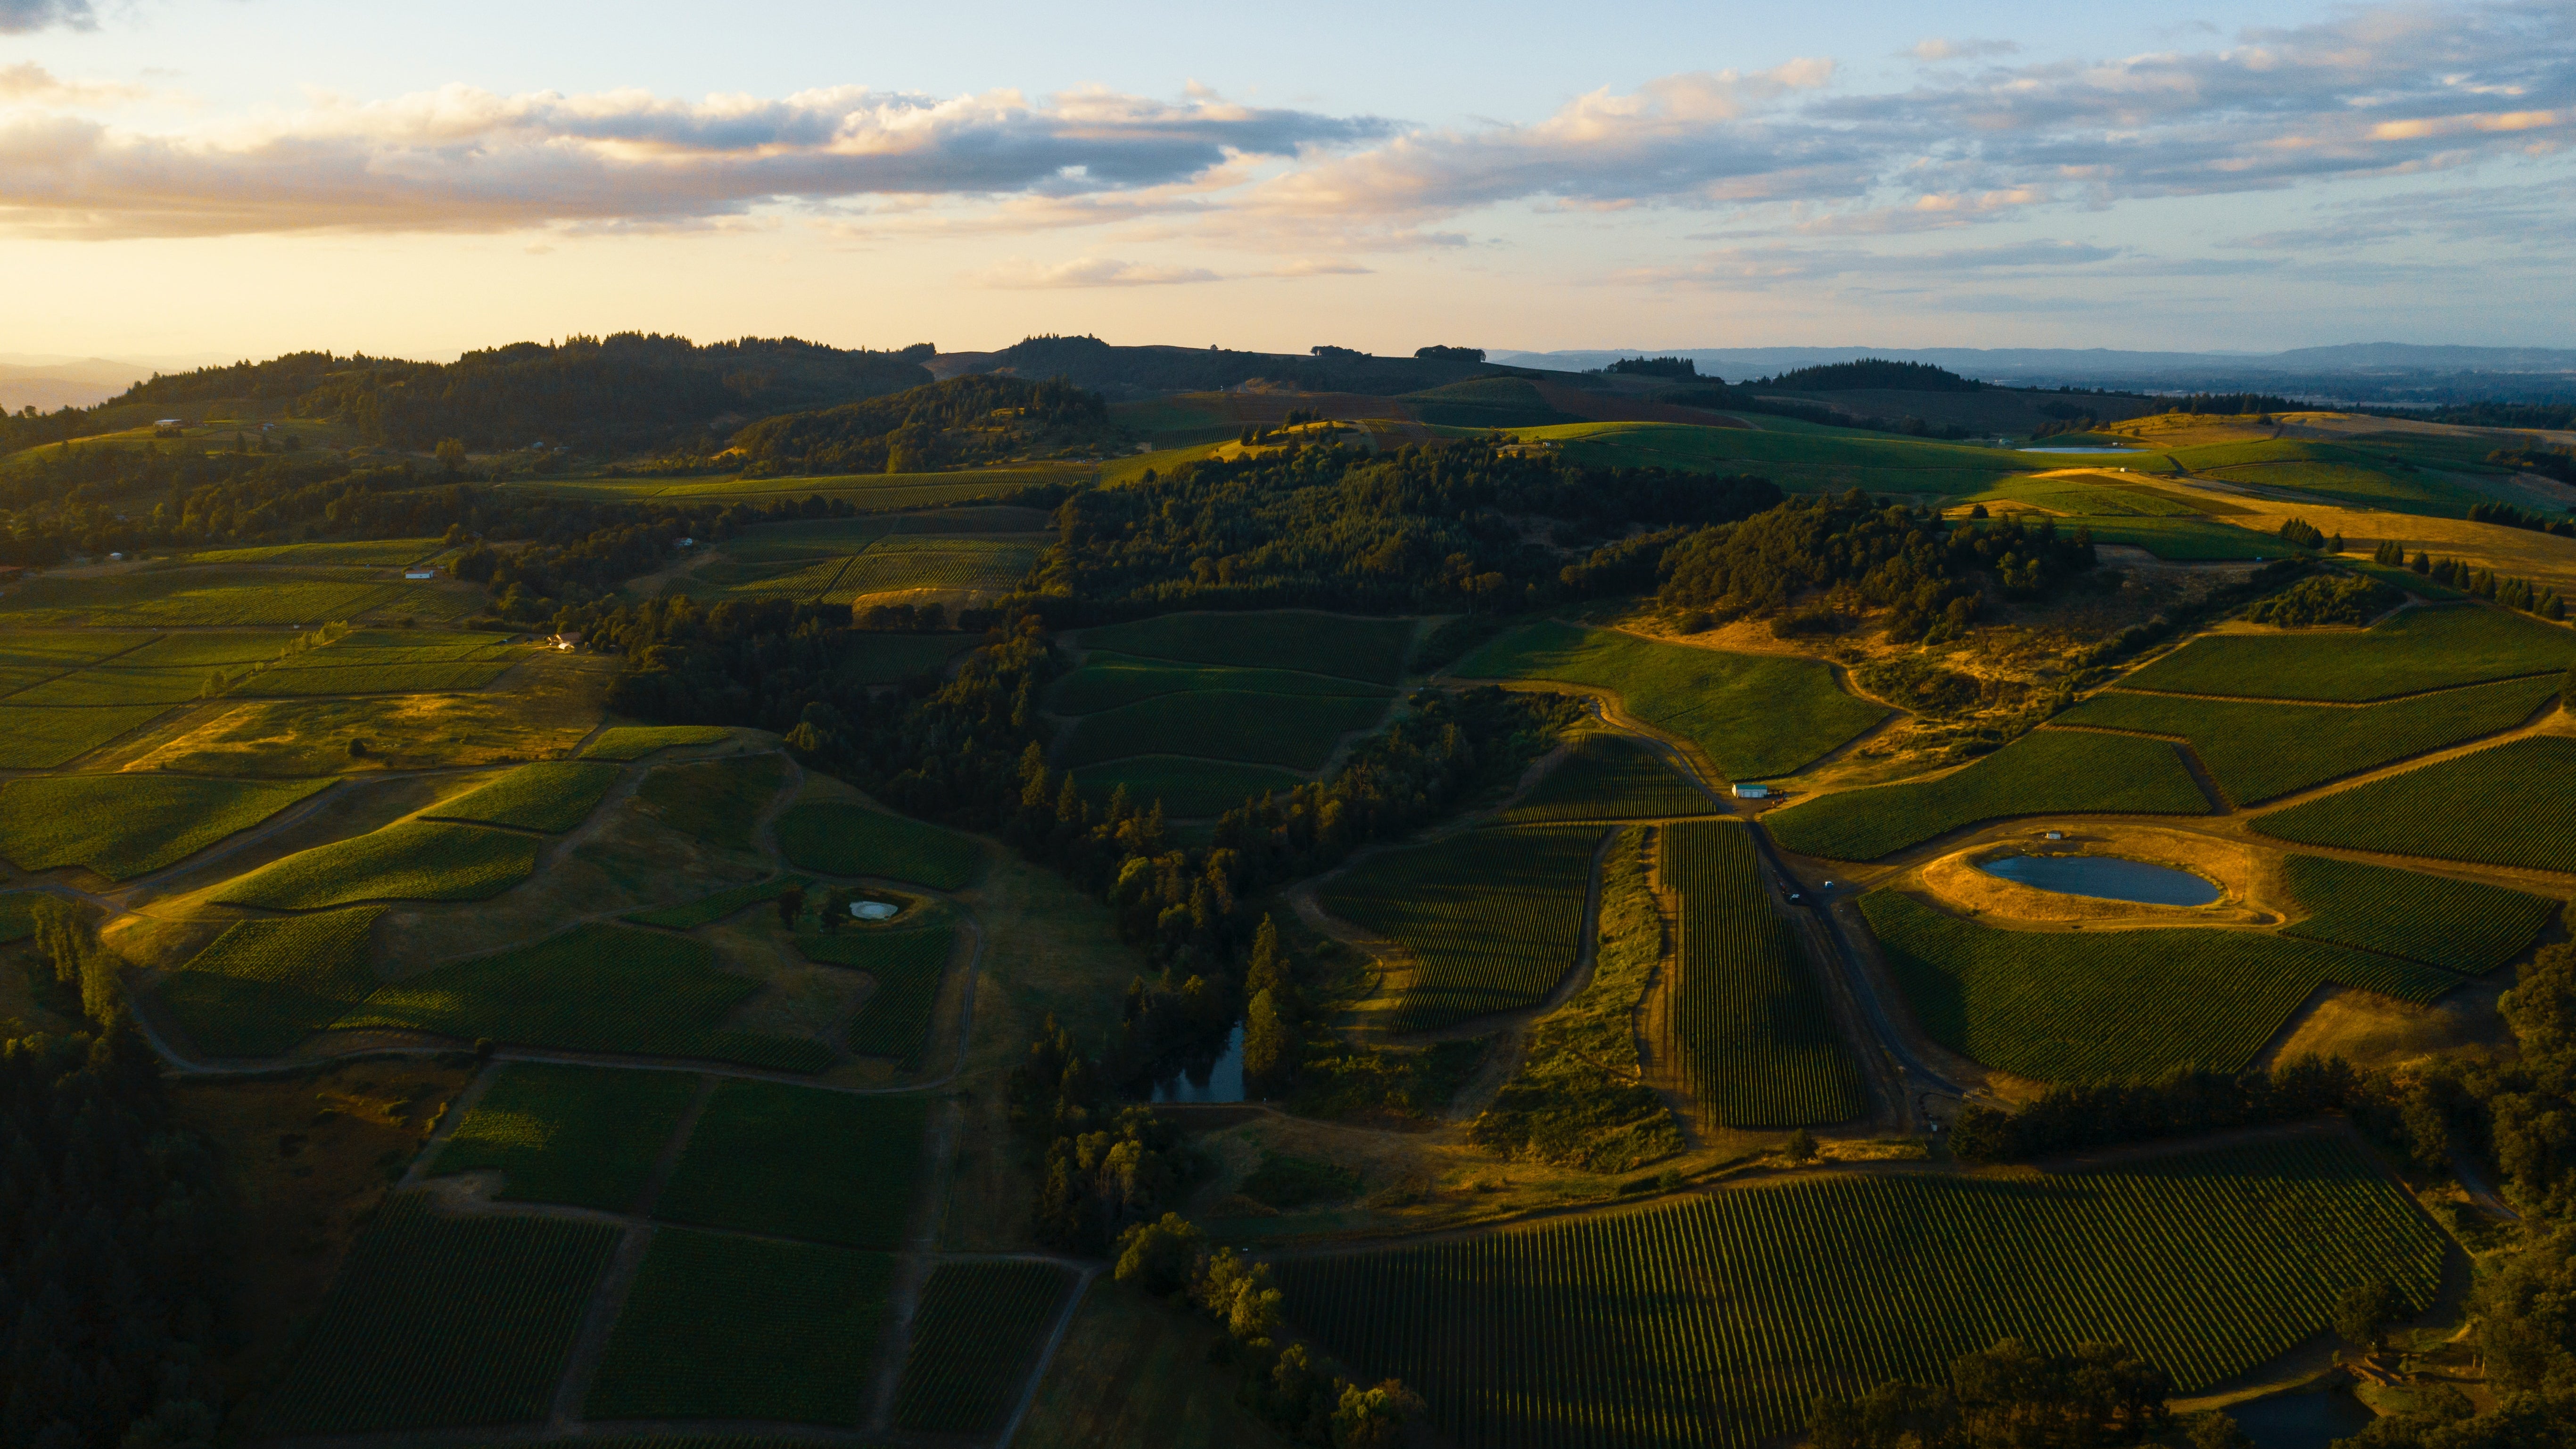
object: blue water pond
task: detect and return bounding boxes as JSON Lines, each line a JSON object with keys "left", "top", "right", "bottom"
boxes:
{"left": 1978, "top": 853, "right": 2222, "bottom": 907}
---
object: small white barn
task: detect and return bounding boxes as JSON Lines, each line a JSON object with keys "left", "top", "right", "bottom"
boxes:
{"left": 1733, "top": 783, "right": 1770, "bottom": 799}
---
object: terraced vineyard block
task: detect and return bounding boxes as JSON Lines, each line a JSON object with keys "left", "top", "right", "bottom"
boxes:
{"left": 420, "top": 761, "right": 622, "bottom": 833}
{"left": 2252, "top": 737, "right": 2576, "bottom": 875}
{"left": 2279, "top": 855, "right": 2558, "bottom": 975}
{"left": 157, "top": 906, "right": 385, "bottom": 1057}
{"left": 1663, "top": 821, "right": 1862, "bottom": 1126}
{"left": 0, "top": 773, "right": 332, "bottom": 880}
{"left": 425, "top": 1062, "right": 700, "bottom": 1211}
{"left": 2118, "top": 603, "right": 2573, "bottom": 702}
{"left": 1766, "top": 729, "right": 2210, "bottom": 862}
{"left": 655, "top": 1082, "right": 928, "bottom": 1248}
{"left": 214, "top": 819, "right": 541, "bottom": 909}
{"left": 893, "top": 1261, "right": 1081, "bottom": 1433}
{"left": 586, "top": 1230, "right": 895, "bottom": 1426}
{"left": 1319, "top": 825, "right": 1603, "bottom": 1034}
{"left": 1502, "top": 733, "right": 1722, "bottom": 823}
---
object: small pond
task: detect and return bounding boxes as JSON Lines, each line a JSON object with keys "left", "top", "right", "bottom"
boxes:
{"left": 2223, "top": 1388, "right": 2375, "bottom": 1449}
{"left": 1148, "top": 1022, "right": 1246, "bottom": 1103}
{"left": 2016, "top": 444, "right": 2138, "bottom": 454}
{"left": 850, "top": 900, "right": 899, "bottom": 921}
{"left": 1978, "top": 854, "right": 2222, "bottom": 907}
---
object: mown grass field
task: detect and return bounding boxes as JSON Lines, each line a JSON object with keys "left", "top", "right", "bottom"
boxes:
{"left": 1050, "top": 651, "right": 1390, "bottom": 714}
{"left": 773, "top": 800, "right": 984, "bottom": 889}
{"left": 634, "top": 752, "right": 786, "bottom": 851}
{"left": 2252, "top": 737, "right": 2576, "bottom": 875}
{"left": 1057, "top": 689, "right": 1390, "bottom": 773}
{"left": 1077, "top": 610, "right": 1416, "bottom": 685}
{"left": 1319, "top": 825, "right": 1604, "bottom": 1034}
{"left": 893, "top": 1261, "right": 1081, "bottom": 1433}
{"left": 0, "top": 703, "right": 174, "bottom": 767}
{"left": 1453, "top": 621, "right": 1885, "bottom": 781}
{"left": 425, "top": 1062, "right": 699, "bottom": 1211}
{"left": 2053, "top": 674, "right": 2560, "bottom": 805}
{"left": 585, "top": 1229, "right": 894, "bottom": 1426}
{"left": 655, "top": 1083, "right": 928, "bottom": 1248}
{"left": 797, "top": 925, "right": 956, "bottom": 1066}
{"left": 1862, "top": 891, "right": 2460, "bottom": 1080}
{"left": 0, "top": 773, "right": 331, "bottom": 879}
{"left": 1067, "top": 756, "right": 1309, "bottom": 818}
{"left": 625, "top": 874, "right": 810, "bottom": 930}
{"left": 258, "top": 1197, "right": 616, "bottom": 1435}
{"left": 2118, "top": 604, "right": 2573, "bottom": 702}
{"left": 1664, "top": 821, "right": 1863, "bottom": 1126}
{"left": 156, "top": 906, "right": 385, "bottom": 1057}
{"left": 1273, "top": 1135, "right": 2444, "bottom": 1449}
{"left": 334, "top": 924, "right": 831, "bottom": 1070}
{"left": 214, "top": 819, "right": 541, "bottom": 909}
{"left": 2279, "top": 855, "right": 2557, "bottom": 975}
{"left": 1766, "top": 729, "right": 2211, "bottom": 862}
{"left": 580, "top": 724, "right": 733, "bottom": 759}
{"left": 419, "top": 761, "right": 622, "bottom": 833}
{"left": 1501, "top": 732, "right": 1721, "bottom": 824}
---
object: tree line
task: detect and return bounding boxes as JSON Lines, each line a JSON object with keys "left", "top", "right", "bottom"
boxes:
{"left": 727, "top": 374, "right": 1115, "bottom": 476}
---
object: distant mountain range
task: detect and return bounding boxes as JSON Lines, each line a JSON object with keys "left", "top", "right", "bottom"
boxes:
{"left": 0, "top": 357, "right": 165, "bottom": 414}
{"left": 1486, "top": 343, "right": 2576, "bottom": 404}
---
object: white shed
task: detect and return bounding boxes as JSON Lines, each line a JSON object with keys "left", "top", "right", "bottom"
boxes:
{"left": 1733, "top": 783, "right": 1770, "bottom": 799}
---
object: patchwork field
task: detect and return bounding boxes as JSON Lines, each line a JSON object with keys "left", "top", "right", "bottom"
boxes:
{"left": 585, "top": 1230, "right": 895, "bottom": 1426}
{"left": 1501, "top": 732, "right": 1723, "bottom": 823}
{"left": 0, "top": 702, "right": 174, "bottom": 767}
{"left": 2118, "top": 603, "right": 2573, "bottom": 702}
{"left": 1453, "top": 621, "right": 1886, "bottom": 780}
{"left": 1862, "top": 891, "right": 2460, "bottom": 1080}
{"left": 0, "top": 773, "right": 331, "bottom": 880}
{"left": 1663, "top": 821, "right": 1863, "bottom": 1127}
{"left": 214, "top": 818, "right": 541, "bottom": 908}
{"left": 425, "top": 1062, "right": 700, "bottom": 1211}
{"left": 1766, "top": 729, "right": 2211, "bottom": 862}
{"left": 2251, "top": 736, "right": 2576, "bottom": 874}
{"left": 1318, "top": 825, "right": 1604, "bottom": 1034}
{"left": 625, "top": 874, "right": 809, "bottom": 930}
{"left": 654, "top": 1082, "right": 928, "bottom": 1248}
{"left": 2053, "top": 674, "right": 2560, "bottom": 805}
{"left": 773, "top": 799, "right": 984, "bottom": 889}
{"left": 1274, "top": 1136, "right": 2444, "bottom": 1449}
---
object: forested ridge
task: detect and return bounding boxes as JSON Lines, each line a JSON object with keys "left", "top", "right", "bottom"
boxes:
{"left": 727, "top": 374, "right": 1116, "bottom": 475}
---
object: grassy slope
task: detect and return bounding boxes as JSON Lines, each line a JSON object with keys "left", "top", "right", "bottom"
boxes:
{"left": 418, "top": 761, "right": 622, "bottom": 833}
{"left": 1454, "top": 621, "right": 1885, "bottom": 781}
{"left": 157, "top": 907, "right": 386, "bottom": 1057}
{"left": 1765, "top": 729, "right": 2211, "bottom": 862}
{"left": 424, "top": 1062, "right": 699, "bottom": 1211}
{"left": 580, "top": 724, "right": 733, "bottom": 760}
{"left": 0, "top": 773, "right": 332, "bottom": 879}
{"left": 634, "top": 753, "right": 787, "bottom": 851}
{"left": 1318, "top": 825, "right": 1604, "bottom": 1033}
{"left": 214, "top": 819, "right": 541, "bottom": 909}
{"left": 773, "top": 800, "right": 984, "bottom": 889}
{"left": 654, "top": 1082, "right": 928, "bottom": 1248}
{"left": 1517, "top": 420, "right": 2034, "bottom": 494}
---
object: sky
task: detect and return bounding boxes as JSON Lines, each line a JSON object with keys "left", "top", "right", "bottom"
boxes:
{"left": 1, "top": 0, "right": 2571, "bottom": 364}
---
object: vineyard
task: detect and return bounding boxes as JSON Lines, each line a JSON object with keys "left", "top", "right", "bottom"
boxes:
{"left": 828, "top": 535, "right": 1046, "bottom": 599}
{"left": 1051, "top": 650, "right": 1390, "bottom": 714}
{"left": 1863, "top": 891, "right": 2463, "bottom": 1080}
{"left": 2116, "top": 602, "right": 2573, "bottom": 702}
{"left": 580, "top": 724, "right": 733, "bottom": 760}
{"left": 633, "top": 752, "right": 788, "bottom": 851}
{"left": 623, "top": 873, "right": 811, "bottom": 930}
{"left": 654, "top": 1082, "right": 928, "bottom": 1248}
{"left": 0, "top": 703, "right": 167, "bottom": 768}
{"left": 1077, "top": 609, "right": 1417, "bottom": 685}
{"left": 798, "top": 924, "right": 958, "bottom": 1066}
{"left": 213, "top": 818, "right": 542, "bottom": 909}
{"left": 1451, "top": 620, "right": 1888, "bottom": 781}
{"left": 156, "top": 905, "right": 386, "bottom": 1057}
{"left": 2053, "top": 673, "right": 2560, "bottom": 804}
{"left": 892, "top": 1260, "right": 1082, "bottom": 1432}
{"left": 584, "top": 1229, "right": 895, "bottom": 1425}
{"left": 1766, "top": 730, "right": 2211, "bottom": 862}
{"left": 2279, "top": 854, "right": 2559, "bottom": 975}
{"left": 420, "top": 760, "right": 624, "bottom": 833}
{"left": 1663, "top": 821, "right": 1865, "bottom": 1127}
{"left": 1317, "top": 825, "right": 1605, "bottom": 1034}
{"left": 0, "top": 772, "right": 331, "bottom": 880}
{"left": 2252, "top": 737, "right": 2576, "bottom": 875}
{"left": 425, "top": 1062, "right": 700, "bottom": 1211}
{"left": 259, "top": 1198, "right": 617, "bottom": 1435}
{"left": 1502, "top": 733, "right": 1724, "bottom": 824}
{"left": 1069, "top": 755, "right": 1308, "bottom": 818}
{"left": 1273, "top": 1135, "right": 2444, "bottom": 1449}
{"left": 773, "top": 800, "right": 985, "bottom": 889}
{"left": 1055, "top": 688, "right": 1392, "bottom": 772}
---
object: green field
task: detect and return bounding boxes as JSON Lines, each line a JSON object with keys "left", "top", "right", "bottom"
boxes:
{"left": 2053, "top": 675, "right": 2560, "bottom": 805}
{"left": 1501, "top": 732, "right": 1722, "bottom": 823}
{"left": 1067, "top": 756, "right": 1309, "bottom": 817}
{"left": 0, "top": 704, "right": 173, "bottom": 767}
{"left": 1862, "top": 891, "right": 2460, "bottom": 1081}
{"left": 155, "top": 906, "right": 385, "bottom": 1057}
{"left": 2251, "top": 737, "right": 2576, "bottom": 875}
{"left": 842, "top": 632, "right": 980, "bottom": 683}
{"left": 893, "top": 1261, "right": 1081, "bottom": 1433}
{"left": 1273, "top": 1135, "right": 2443, "bottom": 1449}
{"left": 0, "top": 893, "right": 40, "bottom": 944}
{"left": 580, "top": 724, "right": 734, "bottom": 759}
{"left": 1057, "top": 689, "right": 1390, "bottom": 772}
{"left": 586, "top": 1230, "right": 895, "bottom": 1426}
{"left": 1766, "top": 729, "right": 2211, "bottom": 862}
{"left": 1965, "top": 475, "right": 2204, "bottom": 518}
{"left": 187, "top": 536, "right": 445, "bottom": 567}
{"left": 654, "top": 1082, "right": 928, "bottom": 1248}
{"left": 2058, "top": 515, "right": 2299, "bottom": 561}
{"left": 2279, "top": 855, "right": 2557, "bottom": 975}
{"left": 214, "top": 819, "right": 541, "bottom": 909}
{"left": 258, "top": 1197, "right": 617, "bottom": 1435}
{"left": 0, "top": 773, "right": 331, "bottom": 879}
{"left": 773, "top": 800, "right": 984, "bottom": 889}
{"left": 2118, "top": 604, "right": 2573, "bottom": 702}
{"left": 1077, "top": 610, "right": 1416, "bottom": 685}
{"left": 634, "top": 752, "right": 787, "bottom": 850}
{"left": 1050, "top": 651, "right": 1390, "bottom": 714}
{"left": 419, "top": 761, "right": 622, "bottom": 833}
{"left": 827, "top": 535, "right": 1045, "bottom": 600}
{"left": 1453, "top": 621, "right": 1886, "bottom": 781}
{"left": 1519, "top": 419, "right": 2036, "bottom": 495}
{"left": 797, "top": 925, "right": 957, "bottom": 1066}
{"left": 1663, "top": 821, "right": 1864, "bottom": 1126}
{"left": 717, "top": 518, "right": 895, "bottom": 562}
{"left": 624, "top": 874, "right": 810, "bottom": 930}
{"left": 0, "top": 568, "right": 408, "bottom": 626}
{"left": 508, "top": 462, "right": 1093, "bottom": 507}
{"left": 425, "top": 1062, "right": 699, "bottom": 1211}
{"left": 0, "top": 630, "right": 156, "bottom": 697}
{"left": 1318, "top": 825, "right": 1604, "bottom": 1034}
{"left": 333, "top": 924, "right": 831, "bottom": 1070}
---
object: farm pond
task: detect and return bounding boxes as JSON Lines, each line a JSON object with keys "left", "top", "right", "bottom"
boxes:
{"left": 1977, "top": 854, "right": 2222, "bottom": 907}
{"left": 1147, "top": 1022, "right": 1247, "bottom": 1104}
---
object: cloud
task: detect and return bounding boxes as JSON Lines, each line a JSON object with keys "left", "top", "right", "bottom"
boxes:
{"left": 1614, "top": 238, "right": 2126, "bottom": 290}
{"left": 0, "top": 0, "right": 92, "bottom": 35}
{"left": 0, "top": 63, "right": 150, "bottom": 106}
{"left": 1907, "top": 38, "right": 2020, "bottom": 62}
{"left": 968, "top": 256, "right": 1223, "bottom": 288}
